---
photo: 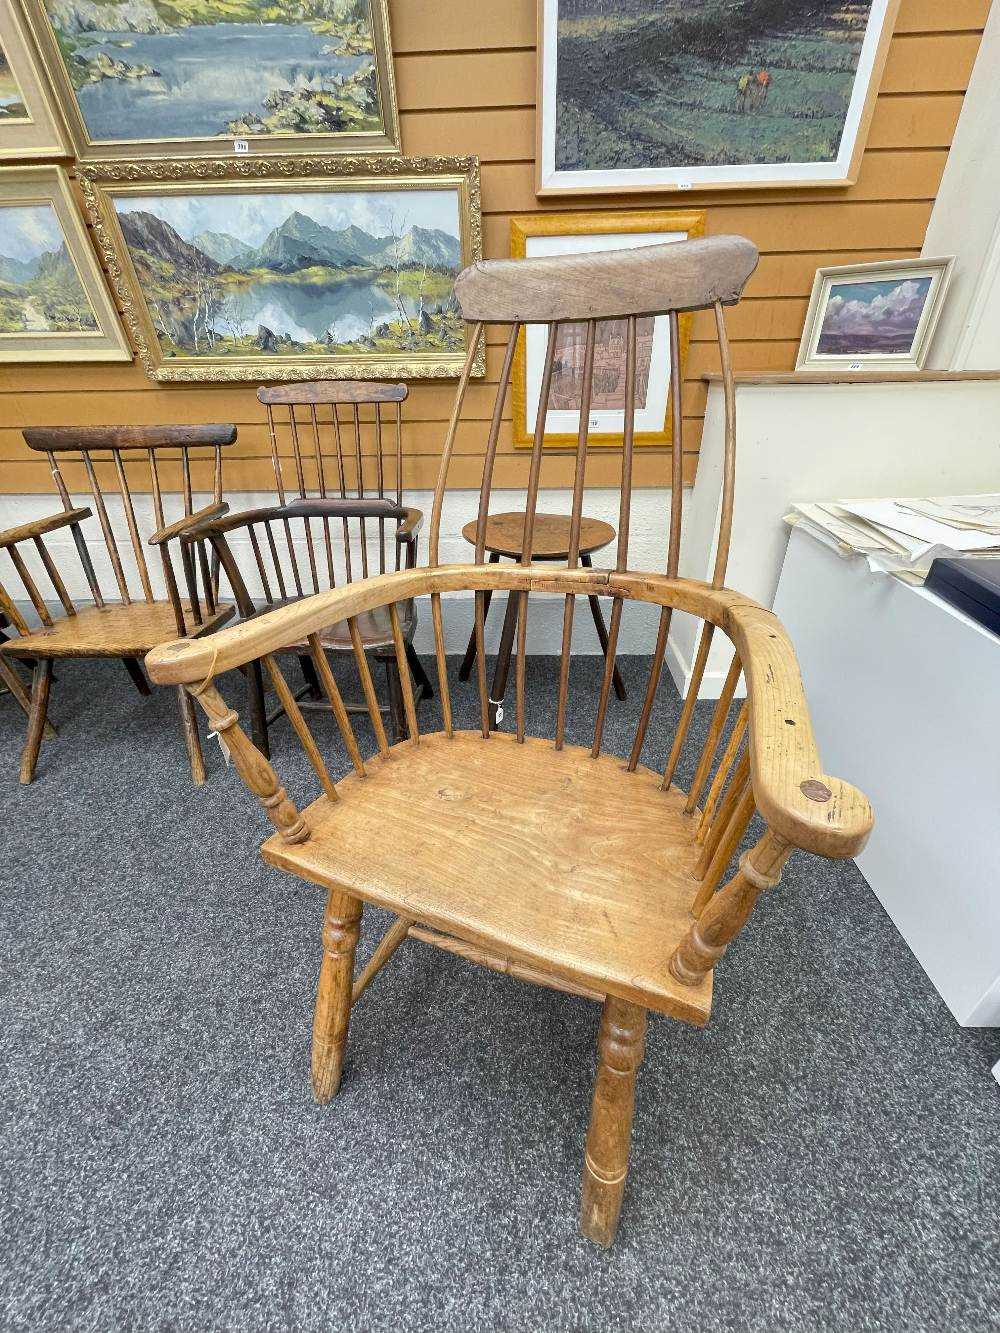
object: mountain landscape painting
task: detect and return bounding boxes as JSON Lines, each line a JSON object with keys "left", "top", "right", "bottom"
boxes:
{"left": 111, "top": 186, "right": 465, "bottom": 363}
{"left": 0, "top": 42, "right": 28, "bottom": 120}
{"left": 550, "top": 0, "right": 889, "bottom": 181}
{"left": 37, "top": 0, "right": 390, "bottom": 146}
{"left": 0, "top": 203, "right": 98, "bottom": 335}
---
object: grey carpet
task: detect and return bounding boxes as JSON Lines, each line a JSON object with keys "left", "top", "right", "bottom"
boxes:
{"left": 1, "top": 649, "right": 998, "bottom": 1332}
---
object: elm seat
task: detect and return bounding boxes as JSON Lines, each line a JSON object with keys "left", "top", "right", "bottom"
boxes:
{"left": 262, "top": 731, "right": 713, "bottom": 1026}
{"left": 1, "top": 602, "right": 232, "bottom": 660}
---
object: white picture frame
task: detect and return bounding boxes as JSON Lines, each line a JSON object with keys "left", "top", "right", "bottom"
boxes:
{"left": 796, "top": 256, "right": 956, "bottom": 374}
{"left": 537, "top": 0, "right": 901, "bottom": 195}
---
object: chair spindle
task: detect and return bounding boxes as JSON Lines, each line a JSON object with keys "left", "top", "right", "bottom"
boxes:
{"left": 684, "top": 653, "right": 743, "bottom": 814}
{"left": 262, "top": 652, "right": 337, "bottom": 801}
{"left": 82, "top": 452, "right": 130, "bottom": 603}
{"left": 347, "top": 616, "right": 390, "bottom": 757}
{"left": 307, "top": 633, "right": 366, "bottom": 778}
{"left": 388, "top": 602, "right": 418, "bottom": 744}
{"left": 113, "top": 450, "right": 153, "bottom": 602}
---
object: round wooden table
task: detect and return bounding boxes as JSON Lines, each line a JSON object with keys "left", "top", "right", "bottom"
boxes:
{"left": 458, "top": 512, "right": 627, "bottom": 724}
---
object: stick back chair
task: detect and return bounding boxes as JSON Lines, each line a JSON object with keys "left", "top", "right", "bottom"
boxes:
{"left": 192, "top": 382, "right": 430, "bottom": 751}
{"left": 2, "top": 425, "right": 236, "bottom": 784}
{"left": 147, "top": 238, "right": 873, "bottom": 1248}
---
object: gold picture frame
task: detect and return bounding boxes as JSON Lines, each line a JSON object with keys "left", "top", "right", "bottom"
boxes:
{"left": 0, "top": 2, "right": 70, "bottom": 159}
{"left": 0, "top": 165, "right": 131, "bottom": 364}
{"left": 511, "top": 210, "right": 704, "bottom": 450}
{"left": 80, "top": 154, "right": 484, "bottom": 384}
{"left": 536, "top": 0, "right": 901, "bottom": 195}
{"left": 20, "top": 0, "right": 401, "bottom": 161}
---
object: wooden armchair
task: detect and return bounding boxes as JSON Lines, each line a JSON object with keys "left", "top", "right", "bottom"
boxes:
{"left": 2, "top": 425, "right": 236, "bottom": 783}
{"left": 146, "top": 238, "right": 873, "bottom": 1248}
{"left": 191, "top": 382, "right": 431, "bottom": 751}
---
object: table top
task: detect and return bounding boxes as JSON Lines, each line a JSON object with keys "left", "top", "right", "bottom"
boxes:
{"left": 461, "top": 512, "right": 616, "bottom": 560}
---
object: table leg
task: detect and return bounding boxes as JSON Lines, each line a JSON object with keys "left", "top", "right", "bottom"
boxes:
{"left": 582, "top": 554, "right": 626, "bottom": 701}
{"left": 489, "top": 588, "right": 520, "bottom": 727}
{"left": 458, "top": 551, "right": 500, "bottom": 681}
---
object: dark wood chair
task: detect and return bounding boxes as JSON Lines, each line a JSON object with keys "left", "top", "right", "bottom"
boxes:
{"left": 457, "top": 511, "right": 626, "bottom": 725}
{"left": 192, "top": 382, "right": 431, "bottom": 751}
{"left": 147, "top": 237, "right": 873, "bottom": 1249}
{"left": 1, "top": 425, "right": 236, "bottom": 783}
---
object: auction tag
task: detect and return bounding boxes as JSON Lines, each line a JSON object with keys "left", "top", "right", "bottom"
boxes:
{"left": 676, "top": 181, "right": 693, "bottom": 191}
{"left": 848, "top": 361, "right": 863, "bottom": 371}
{"left": 233, "top": 139, "right": 249, "bottom": 154}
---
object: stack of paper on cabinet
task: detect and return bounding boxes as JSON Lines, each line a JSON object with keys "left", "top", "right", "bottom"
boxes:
{"left": 784, "top": 495, "right": 1000, "bottom": 583}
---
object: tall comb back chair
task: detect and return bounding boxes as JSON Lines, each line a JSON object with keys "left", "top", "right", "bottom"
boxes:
{"left": 3, "top": 425, "right": 236, "bottom": 784}
{"left": 191, "top": 382, "right": 431, "bottom": 753}
{"left": 147, "top": 238, "right": 873, "bottom": 1248}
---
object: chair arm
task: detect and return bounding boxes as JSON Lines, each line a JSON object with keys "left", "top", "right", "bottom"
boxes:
{"left": 725, "top": 600, "right": 873, "bottom": 860}
{"left": 394, "top": 507, "right": 424, "bottom": 543}
{"left": 149, "top": 501, "right": 229, "bottom": 546}
{"left": 0, "top": 506, "right": 92, "bottom": 549}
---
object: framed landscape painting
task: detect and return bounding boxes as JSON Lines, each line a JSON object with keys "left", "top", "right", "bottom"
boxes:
{"left": 537, "top": 0, "right": 902, "bottom": 194}
{"left": 20, "top": 0, "right": 400, "bottom": 160}
{"left": 0, "top": 166, "right": 131, "bottom": 363}
{"left": 80, "top": 154, "right": 483, "bottom": 382}
{"left": 796, "top": 257, "right": 955, "bottom": 373}
{"left": 511, "top": 210, "right": 704, "bottom": 449}
{"left": 0, "top": 2, "right": 69, "bottom": 158}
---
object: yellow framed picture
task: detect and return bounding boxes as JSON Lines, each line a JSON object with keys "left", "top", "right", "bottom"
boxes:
{"left": 511, "top": 210, "right": 705, "bottom": 449}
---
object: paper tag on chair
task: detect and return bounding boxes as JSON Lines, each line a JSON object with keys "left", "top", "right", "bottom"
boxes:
{"left": 494, "top": 704, "right": 504, "bottom": 725}
{"left": 207, "top": 727, "right": 231, "bottom": 767}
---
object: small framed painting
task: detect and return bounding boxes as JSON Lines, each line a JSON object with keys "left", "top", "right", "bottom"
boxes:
{"left": 511, "top": 210, "right": 704, "bottom": 449}
{"left": 0, "top": 2, "right": 69, "bottom": 159}
{"left": 0, "top": 166, "right": 132, "bottom": 364}
{"left": 20, "top": 0, "right": 400, "bottom": 161}
{"left": 796, "top": 257, "right": 955, "bottom": 373}
{"left": 80, "top": 154, "right": 483, "bottom": 383}
{"left": 537, "top": 0, "right": 901, "bottom": 195}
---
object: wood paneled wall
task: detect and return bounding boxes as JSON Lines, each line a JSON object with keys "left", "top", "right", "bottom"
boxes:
{"left": 0, "top": 0, "right": 988, "bottom": 496}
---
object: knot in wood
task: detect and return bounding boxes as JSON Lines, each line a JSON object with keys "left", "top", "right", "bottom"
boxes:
{"left": 738, "top": 850, "right": 782, "bottom": 892}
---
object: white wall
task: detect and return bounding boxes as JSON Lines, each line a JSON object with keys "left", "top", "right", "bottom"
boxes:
{"left": 0, "top": 486, "right": 677, "bottom": 654}
{"left": 672, "top": 377, "right": 1000, "bottom": 695}
{"left": 923, "top": 1, "right": 1000, "bottom": 368}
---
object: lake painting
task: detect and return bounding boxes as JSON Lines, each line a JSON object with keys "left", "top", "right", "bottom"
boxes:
{"left": 0, "top": 42, "right": 28, "bottom": 120}
{"left": 112, "top": 187, "right": 465, "bottom": 360}
{"left": 0, "top": 204, "right": 98, "bottom": 335}
{"left": 550, "top": 0, "right": 887, "bottom": 178}
{"left": 40, "top": 0, "right": 386, "bottom": 144}
{"left": 816, "top": 276, "right": 932, "bottom": 356}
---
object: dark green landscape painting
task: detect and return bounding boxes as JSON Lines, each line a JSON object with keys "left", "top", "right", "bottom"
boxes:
{"left": 113, "top": 188, "right": 464, "bottom": 360}
{"left": 555, "top": 0, "right": 879, "bottom": 172}
{"left": 0, "top": 42, "right": 28, "bottom": 120}
{"left": 42, "top": 0, "right": 383, "bottom": 143}
{"left": 0, "top": 204, "right": 97, "bottom": 334}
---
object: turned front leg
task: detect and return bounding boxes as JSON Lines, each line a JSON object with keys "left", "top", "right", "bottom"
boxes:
{"left": 312, "top": 886, "right": 362, "bottom": 1104}
{"left": 580, "top": 996, "right": 647, "bottom": 1248}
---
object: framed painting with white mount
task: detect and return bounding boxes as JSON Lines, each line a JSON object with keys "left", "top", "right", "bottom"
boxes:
{"left": 537, "top": 0, "right": 901, "bottom": 195}
{"left": 0, "top": 2, "right": 69, "bottom": 159}
{"left": 19, "top": 0, "right": 400, "bottom": 161}
{"left": 511, "top": 210, "right": 704, "bottom": 450}
{"left": 796, "top": 256, "right": 955, "bottom": 374}
{"left": 80, "top": 154, "right": 483, "bottom": 384}
{"left": 0, "top": 166, "right": 131, "bottom": 364}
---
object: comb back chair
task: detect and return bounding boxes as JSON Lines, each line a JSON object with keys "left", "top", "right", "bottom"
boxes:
{"left": 2, "top": 425, "right": 236, "bottom": 783}
{"left": 147, "top": 237, "right": 873, "bottom": 1249}
{"left": 193, "top": 382, "right": 431, "bottom": 751}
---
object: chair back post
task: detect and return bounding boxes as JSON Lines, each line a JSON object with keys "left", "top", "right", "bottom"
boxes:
{"left": 22, "top": 425, "right": 237, "bottom": 633}
{"left": 257, "top": 382, "right": 410, "bottom": 595}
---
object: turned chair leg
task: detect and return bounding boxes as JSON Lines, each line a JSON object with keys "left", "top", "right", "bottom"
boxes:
{"left": 404, "top": 640, "right": 435, "bottom": 702}
{"left": 247, "top": 659, "right": 269, "bottom": 759}
{"left": 488, "top": 589, "right": 520, "bottom": 727}
{"left": 384, "top": 656, "right": 406, "bottom": 743}
{"left": 19, "top": 658, "right": 53, "bottom": 785}
{"left": 177, "top": 686, "right": 206, "bottom": 786}
{"left": 297, "top": 652, "right": 322, "bottom": 699}
{"left": 580, "top": 995, "right": 647, "bottom": 1248}
{"left": 122, "top": 657, "right": 152, "bottom": 697}
{"left": 312, "top": 885, "right": 363, "bottom": 1103}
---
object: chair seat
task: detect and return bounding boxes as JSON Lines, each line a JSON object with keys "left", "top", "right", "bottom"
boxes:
{"left": 262, "top": 730, "right": 713, "bottom": 1024}
{"left": 461, "top": 511, "right": 616, "bottom": 561}
{"left": 1, "top": 601, "right": 233, "bottom": 659}
{"left": 267, "top": 600, "right": 415, "bottom": 653}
